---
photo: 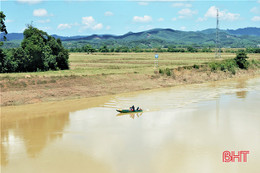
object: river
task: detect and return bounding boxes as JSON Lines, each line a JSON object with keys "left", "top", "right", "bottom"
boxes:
{"left": 1, "top": 76, "right": 260, "bottom": 173}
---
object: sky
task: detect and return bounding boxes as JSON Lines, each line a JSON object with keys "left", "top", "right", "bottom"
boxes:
{"left": 1, "top": 0, "right": 260, "bottom": 36}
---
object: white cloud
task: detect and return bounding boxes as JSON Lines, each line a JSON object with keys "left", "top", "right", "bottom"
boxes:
{"left": 6, "top": 19, "right": 14, "bottom": 23}
{"left": 178, "top": 8, "right": 197, "bottom": 18}
{"left": 138, "top": 2, "right": 148, "bottom": 6}
{"left": 33, "top": 9, "right": 48, "bottom": 17}
{"left": 57, "top": 23, "right": 79, "bottom": 30}
{"left": 251, "top": 16, "right": 260, "bottom": 21}
{"left": 204, "top": 6, "right": 218, "bottom": 18}
{"left": 57, "top": 24, "right": 72, "bottom": 30}
{"left": 172, "top": 3, "right": 192, "bottom": 8}
{"left": 224, "top": 12, "right": 240, "bottom": 21}
{"left": 39, "top": 26, "right": 51, "bottom": 31}
{"left": 250, "top": 7, "right": 259, "bottom": 14}
{"left": 158, "top": 18, "right": 164, "bottom": 22}
{"left": 204, "top": 6, "right": 240, "bottom": 21}
{"left": 92, "top": 23, "right": 103, "bottom": 30}
{"left": 106, "top": 26, "right": 111, "bottom": 30}
{"left": 180, "top": 26, "right": 186, "bottom": 30}
{"left": 258, "top": 0, "right": 260, "bottom": 3}
{"left": 17, "top": 0, "right": 42, "bottom": 4}
{"left": 172, "top": 17, "right": 177, "bottom": 21}
{"left": 81, "top": 16, "right": 103, "bottom": 30}
{"left": 104, "top": 11, "right": 113, "bottom": 16}
{"left": 37, "top": 19, "right": 50, "bottom": 23}
{"left": 196, "top": 17, "right": 206, "bottom": 22}
{"left": 133, "top": 15, "right": 152, "bottom": 23}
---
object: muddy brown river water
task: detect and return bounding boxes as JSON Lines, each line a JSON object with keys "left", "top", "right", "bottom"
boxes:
{"left": 1, "top": 76, "right": 260, "bottom": 173}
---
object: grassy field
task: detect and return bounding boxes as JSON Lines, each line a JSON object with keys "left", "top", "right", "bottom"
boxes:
{"left": 1, "top": 52, "right": 259, "bottom": 106}
{"left": 0, "top": 52, "right": 259, "bottom": 79}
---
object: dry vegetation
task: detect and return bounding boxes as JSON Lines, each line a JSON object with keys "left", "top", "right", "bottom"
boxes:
{"left": 1, "top": 52, "right": 259, "bottom": 106}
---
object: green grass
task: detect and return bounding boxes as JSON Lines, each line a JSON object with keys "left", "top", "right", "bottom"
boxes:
{"left": 0, "top": 52, "right": 259, "bottom": 80}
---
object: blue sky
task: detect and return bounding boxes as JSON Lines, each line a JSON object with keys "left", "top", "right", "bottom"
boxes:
{"left": 1, "top": 0, "right": 260, "bottom": 36}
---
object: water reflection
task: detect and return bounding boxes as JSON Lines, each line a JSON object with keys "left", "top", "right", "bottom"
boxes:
{"left": 116, "top": 112, "right": 143, "bottom": 119}
{"left": 1, "top": 112, "right": 69, "bottom": 164}
{"left": 1, "top": 128, "right": 9, "bottom": 166}
{"left": 235, "top": 79, "right": 248, "bottom": 98}
{"left": 1, "top": 95, "right": 112, "bottom": 167}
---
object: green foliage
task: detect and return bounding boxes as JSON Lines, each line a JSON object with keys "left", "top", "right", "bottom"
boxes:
{"left": 249, "top": 59, "right": 260, "bottom": 68}
{"left": 82, "top": 44, "right": 96, "bottom": 53}
{"left": 193, "top": 64, "right": 200, "bottom": 69}
{"left": 209, "top": 59, "right": 237, "bottom": 73}
{"left": 209, "top": 62, "right": 218, "bottom": 71}
{"left": 234, "top": 51, "right": 249, "bottom": 69}
{"left": 115, "top": 46, "right": 130, "bottom": 52}
{"left": 201, "top": 47, "right": 212, "bottom": 52}
{"left": 0, "top": 25, "right": 69, "bottom": 73}
{"left": 159, "top": 68, "right": 172, "bottom": 76}
{"left": 165, "top": 68, "right": 171, "bottom": 76}
{"left": 0, "top": 11, "right": 8, "bottom": 42}
{"left": 99, "top": 45, "right": 109, "bottom": 52}
{"left": 167, "top": 47, "right": 185, "bottom": 52}
{"left": 246, "top": 48, "right": 260, "bottom": 53}
{"left": 187, "top": 46, "right": 198, "bottom": 53}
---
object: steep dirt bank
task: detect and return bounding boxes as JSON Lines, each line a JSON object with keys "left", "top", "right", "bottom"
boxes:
{"left": 1, "top": 68, "right": 259, "bottom": 106}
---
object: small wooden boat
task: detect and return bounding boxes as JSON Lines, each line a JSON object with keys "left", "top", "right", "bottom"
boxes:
{"left": 116, "top": 109, "right": 143, "bottom": 113}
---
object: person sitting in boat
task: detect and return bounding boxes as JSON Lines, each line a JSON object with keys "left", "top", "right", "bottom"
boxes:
{"left": 131, "top": 105, "right": 135, "bottom": 112}
{"left": 136, "top": 107, "right": 139, "bottom": 111}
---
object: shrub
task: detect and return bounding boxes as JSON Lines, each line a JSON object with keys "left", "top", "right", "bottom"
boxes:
{"left": 159, "top": 68, "right": 172, "bottom": 76}
{"left": 193, "top": 64, "right": 199, "bottom": 69}
{"left": 234, "top": 51, "right": 249, "bottom": 69}
{"left": 165, "top": 68, "right": 171, "bottom": 76}
{"left": 250, "top": 59, "right": 260, "bottom": 68}
{"left": 229, "top": 66, "right": 236, "bottom": 75}
{"left": 209, "top": 62, "right": 218, "bottom": 71}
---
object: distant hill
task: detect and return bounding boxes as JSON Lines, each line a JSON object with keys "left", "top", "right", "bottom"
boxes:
{"left": 0, "top": 33, "right": 24, "bottom": 41}
{"left": 201, "top": 27, "right": 260, "bottom": 36}
{"left": 0, "top": 33, "right": 86, "bottom": 41}
{"left": 227, "top": 27, "right": 260, "bottom": 36}
{"left": 1, "top": 27, "right": 260, "bottom": 49}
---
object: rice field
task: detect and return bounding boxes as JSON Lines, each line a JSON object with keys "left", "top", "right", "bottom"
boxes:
{"left": 0, "top": 52, "right": 259, "bottom": 79}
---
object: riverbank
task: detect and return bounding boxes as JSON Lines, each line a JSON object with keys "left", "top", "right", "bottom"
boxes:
{"left": 1, "top": 64, "right": 259, "bottom": 106}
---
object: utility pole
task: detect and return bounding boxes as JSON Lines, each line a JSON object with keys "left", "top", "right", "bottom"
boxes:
{"left": 154, "top": 54, "right": 159, "bottom": 72}
{"left": 215, "top": 9, "right": 221, "bottom": 58}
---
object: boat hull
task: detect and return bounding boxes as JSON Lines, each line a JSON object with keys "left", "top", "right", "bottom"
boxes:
{"left": 116, "top": 109, "right": 143, "bottom": 113}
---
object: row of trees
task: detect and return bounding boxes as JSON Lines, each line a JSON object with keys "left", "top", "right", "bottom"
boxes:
{"left": 69, "top": 44, "right": 260, "bottom": 54}
{"left": 69, "top": 45, "right": 211, "bottom": 53}
{"left": 1, "top": 11, "right": 69, "bottom": 73}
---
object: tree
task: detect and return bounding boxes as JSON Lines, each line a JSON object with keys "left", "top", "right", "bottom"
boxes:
{"left": 20, "top": 25, "right": 69, "bottom": 71}
{"left": 0, "top": 11, "right": 8, "bottom": 43}
{"left": 82, "top": 44, "right": 96, "bottom": 53}
{"left": 1, "top": 25, "right": 69, "bottom": 73}
{"left": 187, "top": 46, "right": 198, "bottom": 52}
{"left": 234, "top": 51, "right": 249, "bottom": 69}
{"left": 99, "top": 45, "right": 109, "bottom": 52}
{"left": 0, "top": 11, "right": 8, "bottom": 72}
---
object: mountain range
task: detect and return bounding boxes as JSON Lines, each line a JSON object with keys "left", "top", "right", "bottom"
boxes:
{"left": 1, "top": 27, "right": 260, "bottom": 49}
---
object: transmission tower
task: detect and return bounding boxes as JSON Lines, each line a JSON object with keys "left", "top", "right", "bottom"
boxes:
{"left": 215, "top": 9, "right": 221, "bottom": 58}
